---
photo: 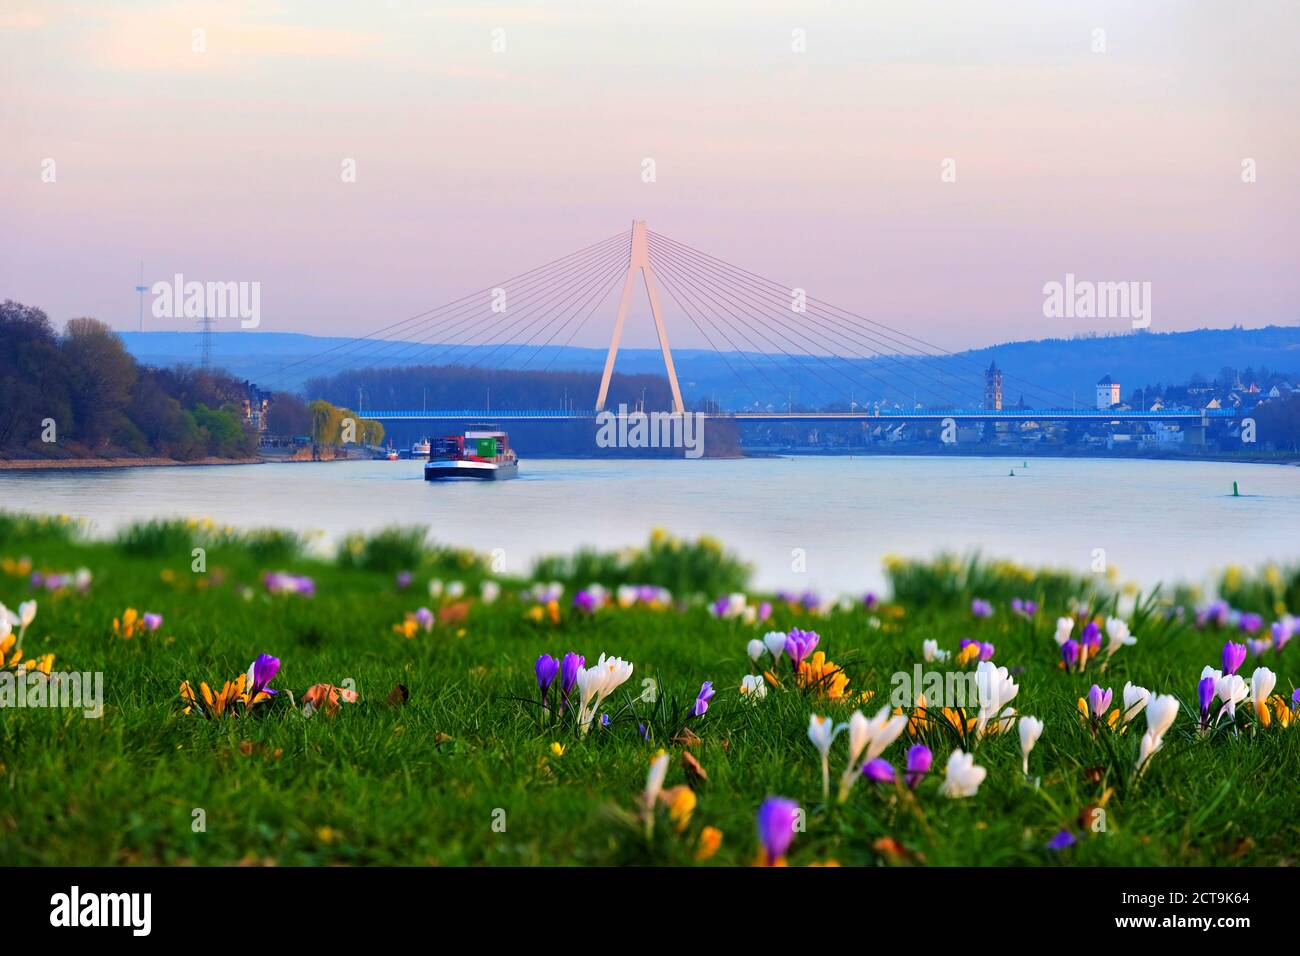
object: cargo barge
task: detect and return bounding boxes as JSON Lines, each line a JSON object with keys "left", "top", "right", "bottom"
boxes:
{"left": 423, "top": 429, "right": 519, "bottom": 481}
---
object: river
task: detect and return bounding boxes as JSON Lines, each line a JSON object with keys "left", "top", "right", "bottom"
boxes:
{"left": 1, "top": 456, "right": 1295, "bottom": 594}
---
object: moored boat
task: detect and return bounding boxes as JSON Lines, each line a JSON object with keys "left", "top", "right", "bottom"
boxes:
{"left": 424, "top": 429, "right": 519, "bottom": 481}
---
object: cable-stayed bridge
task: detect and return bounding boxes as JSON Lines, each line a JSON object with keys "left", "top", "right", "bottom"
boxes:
{"left": 257, "top": 221, "right": 1234, "bottom": 427}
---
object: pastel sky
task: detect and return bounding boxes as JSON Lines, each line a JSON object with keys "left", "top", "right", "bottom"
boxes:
{"left": 2, "top": 0, "right": 1297, "bottom": 352}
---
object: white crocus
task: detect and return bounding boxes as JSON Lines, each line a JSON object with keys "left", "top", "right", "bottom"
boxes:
{"left": 808, "top": 714, "right": 841, "bottom": 800}
{"left": 1121, "top": 682, "right": 1151, "bottom": 723}
{"left": 1019, "top": 716, "right": 1044, "bottom": 775}
{"left": 1136, "top": 693, "right": 1180, "bottom": 774}
{"left": 642, "top": 750, "right": 670, "bottom": 835}
{"left": 836, "top": 706, "right": 907, "bottom": 802}
{"left": 1215, "top": 674, "right": 1249, "bottom": 722}
{"left": 480, "top": 580, "right": 501, "bottom": 604}
{"left": 762, "top": 630, "right": 787, "bottom": 661}
{"left": 746, "top": 638, "right": 766, "bottom": 663}
{"left": 1103, "top": 617, "right": 1137, "bottom": 658}
{"left": 940, "top": 749, "right": 987, "bottom": 798}
{"left": 1053, "top": 616, "right": 1074, "bottom": 646}
{"left": 428, "top": 579, "right": 443, "bottom": 599}
{"left": 1250, "top": 667, "right": 1277, "bottom": 718}
{"left": 0, "top": 616, "right": 10, "bottom": 645}
{"left": 575, "top": 653, "right": 634, "bottom": 733}
{"left": 975, "top": 661, "right": 1018, "bottom": 736}
{"left": 923, "top": 639, "right": 949, "bottom": 662}
{"left": 739, "top": 674, "right": 767, "bottom": 701}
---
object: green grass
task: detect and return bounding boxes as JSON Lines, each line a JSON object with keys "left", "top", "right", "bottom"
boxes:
{"left": 1, "top": 514, "right": 1297, "bottom": 867}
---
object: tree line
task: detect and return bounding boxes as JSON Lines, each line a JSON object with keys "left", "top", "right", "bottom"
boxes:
{"left": 0, "top": 299, "right": 257, "bottom": 460}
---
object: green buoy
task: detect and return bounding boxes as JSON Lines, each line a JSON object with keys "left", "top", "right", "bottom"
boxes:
{"left": 1232, "top": 481, "right": 1240, "bottom": 497}
{"left": 1009, "top": 469, "right": 1016, "bottom": 476}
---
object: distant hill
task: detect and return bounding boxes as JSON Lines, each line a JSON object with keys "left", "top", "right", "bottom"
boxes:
{"left": 119, "top": 325, "right": 1300, "bottom": 410}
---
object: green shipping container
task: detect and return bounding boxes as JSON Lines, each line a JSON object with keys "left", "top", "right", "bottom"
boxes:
{"left": 475, "top": 437, "right": 497, "bottom": 458}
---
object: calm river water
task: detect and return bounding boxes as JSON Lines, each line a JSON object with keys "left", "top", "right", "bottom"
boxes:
{"left": 1, "top": 457, "right": 1296, "bottom": 594}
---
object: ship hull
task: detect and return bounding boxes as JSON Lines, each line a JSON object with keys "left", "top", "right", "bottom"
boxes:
{"left": 424, "top": 459, "right": 519, "bottom": 481}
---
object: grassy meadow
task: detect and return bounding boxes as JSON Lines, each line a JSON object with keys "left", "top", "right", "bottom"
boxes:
{"left": 1, "top": 511, "right": 1298, "bottom": 867}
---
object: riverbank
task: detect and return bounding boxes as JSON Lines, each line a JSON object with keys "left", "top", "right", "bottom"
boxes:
{"left": 0, "top": 456, "right": 263, "bottom": 471}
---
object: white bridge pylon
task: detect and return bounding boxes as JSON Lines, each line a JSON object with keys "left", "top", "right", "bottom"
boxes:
{"left": 595, "top": 220, "right": 686, "bottom": 414}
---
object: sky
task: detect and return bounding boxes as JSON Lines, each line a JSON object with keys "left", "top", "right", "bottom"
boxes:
{"left": 2, "top": 0, "right": 1297, "bottom": 353}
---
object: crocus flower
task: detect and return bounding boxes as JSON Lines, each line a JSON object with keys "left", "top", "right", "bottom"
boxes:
{"left": 1019, "top": 715, "right": 1044, "bottom": 775}
{"left": 1121, "top": 682, "right": 1150, "bottom": 723}
{"left": 1046, "top": 830, "right": 1077, "bottom": 850}
{"left": 784, "top": 628, "right": 820, "bottom": 670}
{"left": 1103, "top": 618, "right": 1136, "bottom": 658}
{"left": 1087, "top": 684, "right": 1113, "bottom": 720}
{"left": 395, "top": 571, "right": 413, "bottom": 590}
{"left": 861, "top": 758, "right": 895, "bottom": 784}
{"left": 863, "top": 592, "right": 878, "bottom": 610}
{"left": 1136, "top": 693, "right": 1179, "bottom": 773}
{"left": 480, "top": 580, "right": 501, "bottom": 604}
{"left": 693, "top": 681, "right": 715, "bottom": 717}
{"left": 939, "top": 749, "right": 987, "bottom": 798}
{"left": 1293, "top": 688, "right": 1300, "bottom": 711}
{"left": 740, "top": 674, "right": 767, "bottom": 701}
{"left": 1061, "top": 639, "right": 1080, "bottom": 670}
{"left": 642, "top": 749, "right": 670, "bottom": 834}
{"left": 922, "top": 639, "right": 949, "bottom": 662}
{"left": 1081, "top": 620, "right": 1101, "bottom": 654}
{"left": 978, "top": 642, "right": 995, "bottom": 661}
{"left": 904, "top": 744, "right": 932, "bottom": 788}
{"left": 971, "top": 598, "right": 993, "bottom": 618}
{"left": 1273, "top": 618, "right": 1294, "bottom": 651}
{"left": 575, "top": 653, "right": 634, "bottom": 732}
{"left": 837, "top": 706, "right": 907, "bottom": 801}
{"left": 762, "top": 631, "right": 787, "bottom": 661}
{"left": 1222, "top": 641, "right": 1248, "bottom": 676}
{"left": 1239, "top": 612, "right": 1263, "bottom": 634}
{"left": 808, "top": 713, "right": 840, "bottom": 799}
{"left": 415, "top": 607, "right": 434, "bottom": 632}
{"left": 1250, "top": 667, "right": 1277, "bottom": 720}
{"left": 1215, "top": 673, "right": 1248, "bottom": 721}
{"left": 1011, "top": 598, "right": 1038, "bottom": 619}
{"left": 535, "top": 654, "right": 559, "bottom": 709}
{"left": 559, "top": 652, "right": 584, "bottom": 713}
{"left": 757, "top": 797, "right": 800, "bottom": 865}
{"left": 142, "top": 612, "right": 163, "bottom": 632}
{"left": 1053, "top": 617, "right": 1074, "bottom": 646}
{"left": 1247, "top": 638, "right": 1271, "bottom": 658}
{"left": 1198, "top": 676, "right": 1216, "bottom": 731}
{"left": 573, "top": 589, "right": 599, "bottom": 614}
{"left": 245, "top": 653, "right": 280, "bottom": 703}
{"left": 746, "top": 638, "right": 765, "bottom": 663}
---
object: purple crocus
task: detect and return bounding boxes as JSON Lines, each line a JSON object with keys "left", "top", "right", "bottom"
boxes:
{"left": 415, "top": 606, "right": 434, "bottom": 631}
{"left": 1081, "top": 620, "right": 1102, "bottom": 654}
{"left": 1046, "top": 830, "right": 1077, "bottom": 850}
{"left": 1238, "top": 612, "right": 1263, "bottom": 634}
{"left": 979, "top": 641, "right": 995, "bottom": 661}
{"left": 1011, "top": 598, "right": 1038, "bottom": 619}
{"left": 1273, "top": 619, "right": 1294, "bottom": 651}
{"left": 638, "top": 722, "right": 649, "bottom": 741}
{"left": 246, "top": 653, "right": 280, "bottom": 699}
{"left": 1292, "top": 687, "right": 1300, "bottom": 712}
{"left": 904, "top": 744, "right": 932, "bottom": 789}
{"left": 600, "top": 713, "right": 611, "bottom": 729}
{"left": 693, "top": 681, "right": 715, "bottom": 717}
{"left": 757, "top": 601, "right": 772, "bottom": 622}
{"left": 573, "top": 590, "right": 599, "bottom": 614}
{"left": 1197, "top": 599, "right": 1231, "bottom": 628}
{"left": 784, "top": 628, "right": 820, "bottom": 670}
{"left": 1222, "top": 641, "right": 1248, "bottom": 676}
{"left": 1061, "top": 639, "right": 1080, "bottom": 669}
{"left": 535, "top": 654, "right": 559, "bottom": 709}
{"left": 395, "top": 571, "right": 413, "bottom": 590}
{"left": 1247, "top": 638, "right": 1270, "bottom": 658}
{"left": 1198, "top": 676, "right": 1216, "bottom": 731}
{"left": 142, "top": 612, "right": 163, "bottom": 632}
{"left": 559, "top": 652, "right": 583, "bottom": 713}
{"left": 1087, "top": 684, "right": 1113, "bottom": 719}
{"left": 863, "top": 592, "right": 878, "bottom": 610}
{"left": 757, "top": 797, "right": 800, "bottom": 865}
{"left": 971, "top": 598, "right": 993, "bottom": 619}
{"left": 862, "top": 758, "right": 895, "bottom": 784}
